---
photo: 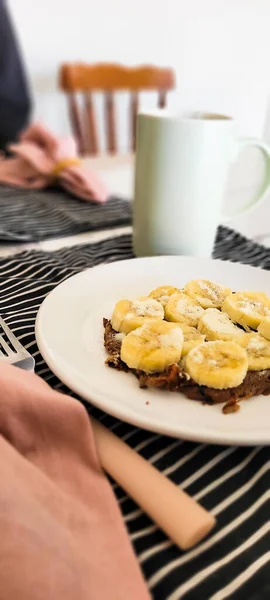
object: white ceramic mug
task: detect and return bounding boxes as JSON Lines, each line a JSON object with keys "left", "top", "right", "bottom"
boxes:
{"left": 133, "top": 110, "right": 270, "bottom": 258}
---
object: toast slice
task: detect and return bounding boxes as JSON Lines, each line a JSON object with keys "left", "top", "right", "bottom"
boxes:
{"left": 103, "top": 318, "right": 270, "bottom": 414}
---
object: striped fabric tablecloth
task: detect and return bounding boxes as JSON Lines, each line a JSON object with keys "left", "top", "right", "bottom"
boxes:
{"left": 0, "top": 227, "right": 268, "bottom": 600}
{"left": 0, "top": 185, "right": 131, "bottom": 242}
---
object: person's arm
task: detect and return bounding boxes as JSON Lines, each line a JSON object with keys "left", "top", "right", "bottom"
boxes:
{"left": 0, "top": 0, "right": 31, "bottom": 151}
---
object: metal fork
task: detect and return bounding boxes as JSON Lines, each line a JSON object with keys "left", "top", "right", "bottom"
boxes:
{"left": 0, "top": 316, "right": 35, "bottom": 371}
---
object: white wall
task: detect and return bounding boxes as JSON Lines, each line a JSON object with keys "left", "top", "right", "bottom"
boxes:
{"left": 9, "top": 0, "right": 270, "bottom": 149}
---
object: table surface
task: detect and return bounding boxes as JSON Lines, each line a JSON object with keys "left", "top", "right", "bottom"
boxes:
{"left": 0, "top": 151, "right": 269, "bottom": 258}
{"left": 0, "top": 229, "right": 268, "bottom": 600}
{"left": 0, "top": 157, "right": 268, "bottom": 599}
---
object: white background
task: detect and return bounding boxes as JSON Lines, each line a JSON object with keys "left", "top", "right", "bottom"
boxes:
{"left": 7, "top": 0, "right": 270, "bottom": 239}
{"left": 9, "top": 0, "right": 270, "bottom": 139}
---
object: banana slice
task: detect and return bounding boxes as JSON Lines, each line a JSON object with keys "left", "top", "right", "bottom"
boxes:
{"left": 165, "top": 292, "right": 204, "bottom": 327}
{"left": 121, "top": 320, "right": 184, "bottom": 373}
{"left": 239, "top": 333, "right": 270, "bottom": 371}
{"left": 111, "top": 297, "right": 164, "bottom": 334}
{"left": 197, "top": 308, "right": 246, "bottom": 342}
{"left": 176, "top": 324, "right": 206, "bottom": 356}
{"left": 222, "top": 291, "right": 270, "bottom": 329}
{"left": 185, "top": 340, "right": 248, "bottom": 389}
{"left": 258, "top": 316, "right": 270, "bottom": 341}
{"left": 149, "top": 285, "right": 180, "bottom": 308}
{"left": 184, "top": 279, "right": 231, "bottom": 309}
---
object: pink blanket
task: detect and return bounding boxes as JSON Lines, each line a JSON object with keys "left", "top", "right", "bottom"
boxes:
{"left": 0, "top": 123, "right": 109, "bottom": 202}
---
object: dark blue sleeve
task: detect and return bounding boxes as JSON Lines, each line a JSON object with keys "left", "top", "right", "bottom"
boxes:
{"left": 0, "top": 0, "right": 32, "bottom": 150}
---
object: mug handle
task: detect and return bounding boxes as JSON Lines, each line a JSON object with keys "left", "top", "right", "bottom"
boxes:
{"left": 222, "top": 138, "right": 270, "bottom": 223}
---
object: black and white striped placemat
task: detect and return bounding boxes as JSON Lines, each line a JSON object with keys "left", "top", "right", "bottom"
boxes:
{"left": 0, "top": 185, "right": 132, "bottom": 242}
{"left": 0, "top": 226, "right": 268, "bottom": 600}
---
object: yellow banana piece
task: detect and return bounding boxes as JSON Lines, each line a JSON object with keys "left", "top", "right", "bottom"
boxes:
{"left": 185, "top": 340, "right": 248, "bottom": 389}
{"left": 239, "top": 332, "right": 270, "bottom": 371}
{"left": 111, "top": 297, "right": 164, "bottom": 334}
{"left": 184, "top": 279, "right": 231, "bottom": 309}
{"left": 197, "top": 308, "right": 246, "bottom": 342}
{"left": 222, "top": 291, "right": 270, "bottom": 329}
{"left": 258, "top": 316, "right": 270, "bottom": 341}
{"left": 120, "top": 320, "right": 184, "bottom": 373}
{"left": 165, "top": 292, "right": 204, "bottom": 327}
{"left": 176, "top": 324, "right": 206, "bottom": 356}
{"left": 149, "top": 285, "right": 180, "bottom": 308}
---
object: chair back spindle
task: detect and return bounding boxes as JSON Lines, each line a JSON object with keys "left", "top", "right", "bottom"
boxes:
{"left": 59, "top": 63, "right": 175, "bottom": 155}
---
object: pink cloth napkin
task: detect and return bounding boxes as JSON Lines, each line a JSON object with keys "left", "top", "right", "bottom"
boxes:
{"left": 0, "top": 123, "right": 109, "bottom": 202}
{"left": 0, "top": 363, "right": 150, "bottom": 600}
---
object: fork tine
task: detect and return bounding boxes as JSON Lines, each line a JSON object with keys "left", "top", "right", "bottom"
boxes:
{"left": 0, "top": 316, "right": 24, "bottom": 352}
{"left": 0, "top": 333, "right": 12, "bottom": 356}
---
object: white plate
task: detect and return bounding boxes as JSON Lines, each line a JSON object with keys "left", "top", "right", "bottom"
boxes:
{"left": 36, "top": 256, "right": 270, "bottom": 446}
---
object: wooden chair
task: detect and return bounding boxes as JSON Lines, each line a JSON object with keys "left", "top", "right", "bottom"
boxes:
{"left": 59, "top": 63, "right": 175, "bottom": 156}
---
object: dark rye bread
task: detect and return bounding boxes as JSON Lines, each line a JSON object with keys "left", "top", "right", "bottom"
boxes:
{"left": 103, "top": 318, "right": 270, "bottom": 413}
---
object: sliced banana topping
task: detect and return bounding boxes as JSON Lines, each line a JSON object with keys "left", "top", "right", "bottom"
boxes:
{"left": 197, "top": 308, "right": 246, "bottom": 342}
{"left": 239, "top": 333, "right": 270, "bottom": 371}
{"left": 184, "top": 279, "right": 231, "bottom": 309}
{"left": 222, "top": 291, "right": 270, "bottom": 330}
{"left": 258, "top": 316, "right": 270, "bottom": 341}
{"left": 121, "top": 320, "right": 184, "bottom": 373}
{"left": 111, "top": 297, "right": 164, "bottom": 334}
{"left": 165, "top": 292, "right": 204, "bottom": 327}
{"left": 149, "top": 285, "right": 180, "bottom": 308}
{"left": 110, "top": 282, "right": 270, "bottom": 390}
{"left": 185, "top": 340, "right": 248, "bottom": 389}
{"left": 176, "top": 324, "right": 206, "bottom": 356}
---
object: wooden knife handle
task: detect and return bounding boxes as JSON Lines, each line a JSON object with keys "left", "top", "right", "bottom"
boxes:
{"left": 92, "top": 418, "right": 216, "bottom": 550}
